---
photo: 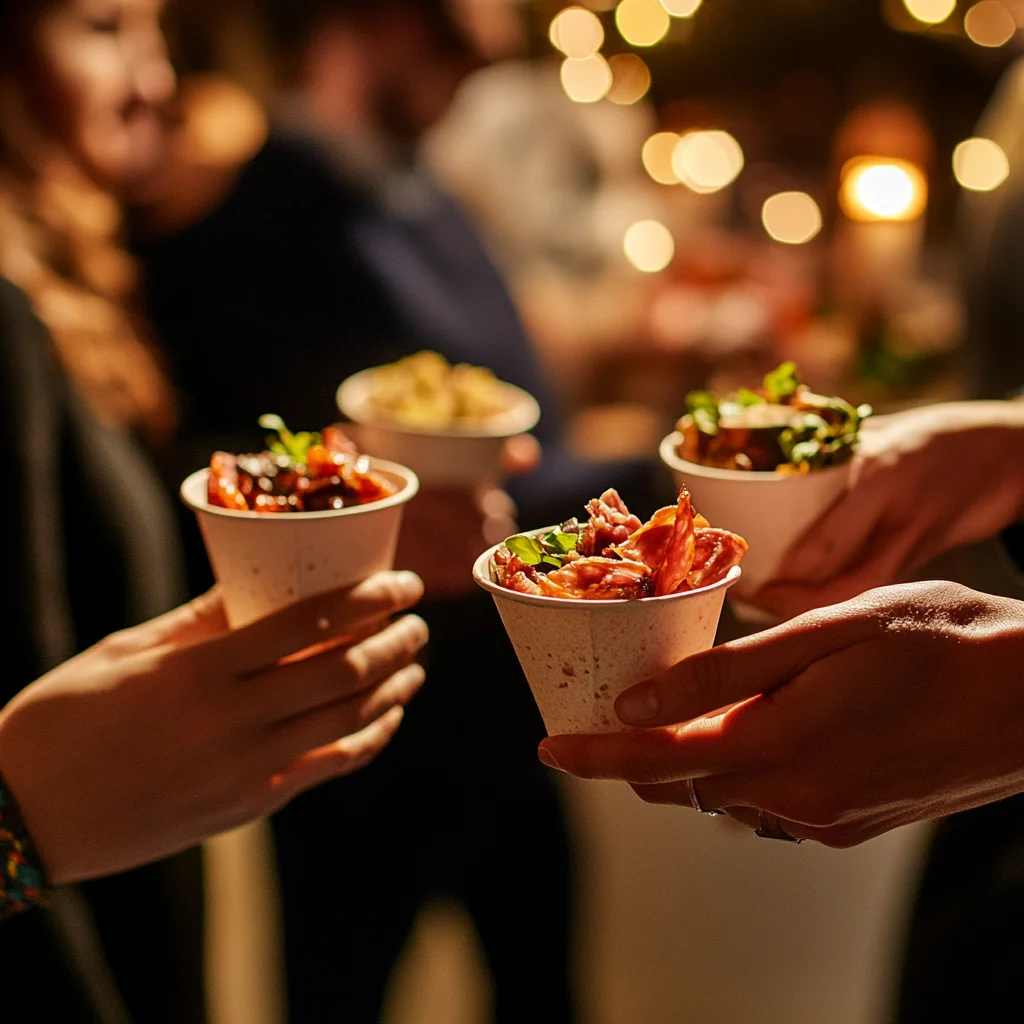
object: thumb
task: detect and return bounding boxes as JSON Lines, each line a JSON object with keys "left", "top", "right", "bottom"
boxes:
{"left": 127, "top": 589, "right": 230, "bottom": 651}
{"left": 614, "top": 595, "right": 889, "bottom": 727}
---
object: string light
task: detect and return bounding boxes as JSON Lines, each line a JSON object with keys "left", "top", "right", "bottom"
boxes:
{"left": 761, "top": 192, "right": 823, "bottom": 244}
{"left": 672, "top": 130, "right": 745, "bottom": 193}
{"left": 964, "top": 1, "right": 1017, "bottom": 46}
{"left": 560, "top": 54, "right": 614, "bottom": 103}
{"left": 607, "top": 54, "right": 652, "bottom": 104}
{"left": 550, "top": 6, "right": 606, "bottom": 59}
{"left": 642, "top": 132, "right": 682, "bottom": 184}
{"left": 839, "top": 157, "right": 928, "bottom": 221}
{"left": 615, "top": 0, "right": 671, "bottom": 46}
{"left": 902, "top": 0, "right": 956, "bottom": 25}
{"left": 953, "top": 137, "right": 1010, "bottom": 191}
{"left": 624, "top": 219, "right": 675, "bottom": 272}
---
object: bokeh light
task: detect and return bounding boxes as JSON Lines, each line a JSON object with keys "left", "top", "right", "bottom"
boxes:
{"left": 615, "top": 0, "right": 671, "bottom": 46}
{"left": 606, "top": 53, "right": 652, "bottom": 104}
{"left": 761, "top": 192, "right": 823, "bottom": 244}
{"left": 560, "top": 54, "right": 614, "bottom": 103}
{"left": 671, "top": 130, "right": 745, "bottom": 193}
{"left": 902, "top": 0, "right": 957, "bottom": 24}
{"left": 660, "top": 0, "right": 703, "bottom": 15}
{"left": 642, "top": 132, "right": 682, "bottom": 184}
{"left": 549, "top": 6, "right": 606, "bottom": 59}
{"left": 953, "top": 137, "right": 1010, "bottom": 191}
{"left": 839, "top": 157, "right": 928, "bottom": 221}
{"left": 964, "top": 1, "right": 1017, "bottom": 46}
{"left": 624, "top": 219, "right": 676, "bottom": 272}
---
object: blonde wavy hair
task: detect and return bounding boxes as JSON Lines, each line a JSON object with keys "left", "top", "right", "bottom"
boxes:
{"left": 0, "top": 68, "right": 176, "bottom": 443}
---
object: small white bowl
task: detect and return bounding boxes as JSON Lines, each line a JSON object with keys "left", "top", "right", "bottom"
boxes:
{"left": 181, "top": 460, "right": 419, "bottom": 627}
{"left": 337, "top": 368, "right": 541, "bottom": 488}
{"left": 659, "top": 432, "right": 853, "bottom": 594}
{"left": 473, "top": 533, "right": 741, "bottom": 735}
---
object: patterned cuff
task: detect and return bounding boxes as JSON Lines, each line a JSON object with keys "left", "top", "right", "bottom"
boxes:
{"left": 0, "top": 773, "right": 48, "bottom": 920}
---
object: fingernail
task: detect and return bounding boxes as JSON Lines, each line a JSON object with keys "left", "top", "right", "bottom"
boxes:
{"left": 538, "top": 745, "right": 564, "bottom": 772}
{"left": 616, "top": 683, "right": 661, "bottom": 725}
{"left": 394, "top": 571, "right": 424, "bottom": 600}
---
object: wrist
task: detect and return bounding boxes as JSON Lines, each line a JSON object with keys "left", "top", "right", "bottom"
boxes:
{"left": 0, "top": 771, "right": 49, "bottom": 919}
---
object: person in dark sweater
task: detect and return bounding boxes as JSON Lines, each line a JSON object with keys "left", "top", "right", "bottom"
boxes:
{"left": 0, "top": 0, "right": 427, "bottom": 1019}
{"left": 134, "top": 2, "right": 656, "bottom": 1021}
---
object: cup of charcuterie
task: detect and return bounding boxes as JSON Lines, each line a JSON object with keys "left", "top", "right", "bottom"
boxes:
{"left": 659, "top": 362, "right": 871, "bottom": 596}
{"left": 473, "top": 487, "right": 746, "bottom": 735}
{"left": 181, "top": 415, "right": 419, "bottom": 627}
{"left": 337, "top": 351, "right": 540, "bottom": 488}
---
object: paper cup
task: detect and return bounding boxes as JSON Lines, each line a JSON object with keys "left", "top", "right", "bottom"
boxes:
{"left": 473, "top": 537, "right": 741, "bottom": 735}
{"left": 181, "top": 461, "right": 419, "bottom": 628}
{"left": 659, "top": 432, "right": 852, "bottom": 594}
{"left": 337, "top": 368, "right": 541, "bottom": 487}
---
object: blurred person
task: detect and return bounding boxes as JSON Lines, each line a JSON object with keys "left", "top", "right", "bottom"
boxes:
{"left": 0, "top": 0, "right": 424, "bottom": 1019}
{"left": 128, "top": 1, "right": 669, "bottom": 1020}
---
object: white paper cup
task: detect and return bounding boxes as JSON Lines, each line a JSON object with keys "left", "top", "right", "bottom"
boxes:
{"left": 473, "top": 536, "right": 742, "bottom": 735}
{"left": 181, "top": 461, "right": 419, "bottom": 628}
{"left": 659, "top": 432, "right": 852, "bottom": 594}
{"left": 337, "top": 368, "right": 541, "bottom": 488}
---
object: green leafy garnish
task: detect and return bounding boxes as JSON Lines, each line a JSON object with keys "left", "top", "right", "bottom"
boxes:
{"left": 686, "top": 390, "right": 720, "bottom": 436}
{"left": 505, "top": 528, "right": 580, "bottom": 572}
{"left": 763, "top": 361, "right": 801, "bottom": 403}
{"left": 259, "top": 414, "right": 323, "bottom": 465}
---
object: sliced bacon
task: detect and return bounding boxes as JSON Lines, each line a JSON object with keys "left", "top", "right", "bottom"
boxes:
{"left": 579, "top": 489, "right": 643, "bottom": 557}
{"left": 654, "top": 487, "right": 697, "bottom": 596}
{"left": 687, "top": 528, "right": 749, "bottom": 589}
{"left": 323, "top": 425, "right": 360, "bottom": 457}
{"left": 610, "top": 505, "right": 676, "bottom": 570}
{"left": 539, "top": 557, "right": 652, "bottom": 601}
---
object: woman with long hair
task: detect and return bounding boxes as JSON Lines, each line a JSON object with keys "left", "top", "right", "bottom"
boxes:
{"left": 0, "top": 1, "right": 427, "bottom": 1019}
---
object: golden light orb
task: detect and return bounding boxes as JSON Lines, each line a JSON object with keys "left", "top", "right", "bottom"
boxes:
{"left": 964, "top": 1, "right": 1017, "bottom": 47}
{"left": 671, "top": 130, "right": 745, "bottom": 193}
{"left": 606, "top": 53, "right": 652, "bottom": 105}
{"left": 642, "top": 132, "right": 682, "bottom": 184}
{"left": 660, "top": 0, "right": 703, "bottom": 16}
{"left": 761, "top": 192, "right": 823, "bottom": 245}
{"left": 560, "top": 54, "right": 614, "bottom": 103}
{"left": 953, "top": 137, "right": 1010, "bottom": 191}
{"left": 615, "top": 0, "right": 671, "bottom": 47}
{"left": 902, "top": 0, "right": 957, "bottom": 25}
{"left": 839, "top": 157, "right": 928, "bottom": 221}
{"left": 550, "top": 6, "right": 606, "bottom": 59}
{"left": 624, "top": 219, "right": 676, "bottom": 272}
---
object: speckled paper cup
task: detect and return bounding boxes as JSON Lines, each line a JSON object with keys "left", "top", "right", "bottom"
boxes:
{"left": 473, "top": 535, "right": 742, "bottom": 735}
{"left": 337, "top": 369, "right": 540, "bottom": 488}
{"left": 659, "top": 432, "right": 852, "bottom": 594}
{"left": 181, "top": 461, "right": 419, "bottom": 628}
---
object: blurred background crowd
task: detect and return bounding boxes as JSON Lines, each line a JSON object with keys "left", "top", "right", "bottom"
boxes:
{"left": 2, "top": 0, "right": 1023, "bottom": 1022}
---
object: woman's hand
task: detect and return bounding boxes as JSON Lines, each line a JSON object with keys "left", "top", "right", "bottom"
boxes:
{"left": 538, "top": 582, "right": 1024, "bottom": 847}
{"left": 395, "top": 434, "right": 542, "bottom": 599}
{"left": 751, "top": 401, "right": 1024, "bottom": 621}
{"left": 0, "top": 571, "right": 427, "bottom": 885}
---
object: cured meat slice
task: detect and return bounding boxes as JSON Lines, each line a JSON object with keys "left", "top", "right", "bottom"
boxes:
{"left": 538, "top": 558, "right": 652, "bottom": 601}
{"left": 579, "top": 489, "right": 643, "bottom": 557}
{"left": 687, "top": 528, "right": 749, "bottom": 589}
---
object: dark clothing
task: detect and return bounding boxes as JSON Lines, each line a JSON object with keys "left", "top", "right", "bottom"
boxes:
{"left": 135, "top": 131, "right": 652, "bottom": 1022}
{"left": 0, "top": 278, "right": 206, "bottom": 1023}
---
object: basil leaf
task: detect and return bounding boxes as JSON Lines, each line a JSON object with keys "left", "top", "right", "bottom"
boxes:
{"left": 764, "top": 361, "right": 801, "bottom": 403}
{"left": 505, "top": 535, "right": 545, "bottom": 565}
{"left": 543, "top": 530, "right": 579, "bottom": 555}
{"left": 735, "top": 387, "right": 765, "bottom": 407}
{"left": 540, "top": 555, "right": 563, "bottom": 569}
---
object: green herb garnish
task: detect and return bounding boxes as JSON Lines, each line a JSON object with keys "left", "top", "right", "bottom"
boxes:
{"left": 259, "top": 414, "right": 323, "bottom": 465}
{"left": 763, "top": 361, "right": 801, "bottom": 403}
{"left": 505, "top": 527, "right": 580, "bottom": 572}
{"left": 686, "top": 390, "right": 720, "bottom": 436}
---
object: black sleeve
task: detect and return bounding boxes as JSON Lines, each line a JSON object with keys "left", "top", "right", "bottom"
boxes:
{"left": 0, "top": 279, "right": 74, "bottom": 700}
